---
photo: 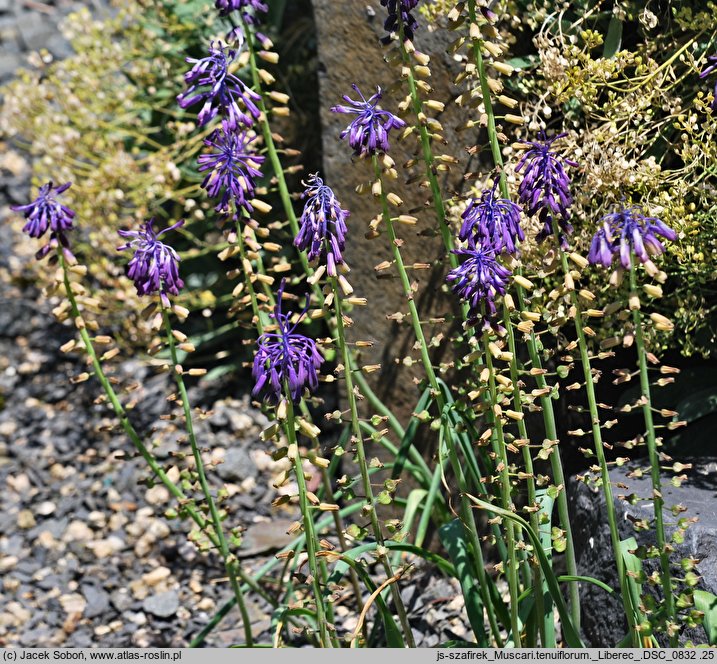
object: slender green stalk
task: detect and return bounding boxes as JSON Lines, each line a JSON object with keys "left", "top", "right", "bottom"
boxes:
{"left": 57, "top": 253, "right": 267, "bottom": 633}
{"left": 466, "top": 0, "right": 580, "bottom": 627}
{"left": 629, "top": 260, "right": 677, "bottom": 645}
{"left": 552, "top": 221, "right": 637, "bottom": 643}
{"left": 331, "top": 277, "right": 415, "bottom": 647}
{"left": 482, "top": 332, "right": 521, "bottom": 646}
{"left": 161, "top": 307, "right": 253, "bottom": 646}
{"left": 283, "top": 393, "right": 331, "bottom": 647}
{"left": 372, "top": 156, "right": 503, "bottom": 645}
{"left": 501, "top": 302, "right": 544, "bottom": 644}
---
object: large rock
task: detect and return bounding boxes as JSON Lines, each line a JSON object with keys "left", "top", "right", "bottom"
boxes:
{"left": 569, "top": 458, "right": 717, "bottom": 646}
{"left": 311, "top": 1, "right": 469, "bottom": 422}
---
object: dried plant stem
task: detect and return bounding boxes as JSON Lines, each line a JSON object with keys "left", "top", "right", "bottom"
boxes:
{"left": 466, "top": 0, "right": 580, "bottom": 629}
{"left": 629, "top": 260, "right": 677, "bottom": 645}
{"left": 282, "top": 393, "right": 331, "bottom": 648}
{"left": 372, "top": 156, "right": 502, "bottom": 645}
{"left": 57, "top": 250, "right": 260, "bottom": 642}
{"left": 160, "top": 307, "right": 254, "bottom": 646}
{"left": 331, "top": 277, "right": 415, "bottom": 647}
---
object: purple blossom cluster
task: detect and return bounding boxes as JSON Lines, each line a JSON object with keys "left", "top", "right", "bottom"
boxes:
{"left": 215, "top": 0, "right": 268, "bottom": 22}
{"left": 198, "top": 122, "right": 265, "bottom": 214}
{"left": 588, "top": 205, "right": 677, "bottom": 271}
{"left": 252, "top": 281, "right": 324, "bottom": 403}
{"left": 12, "top": 181, "right": 76, "bottom": 262}
{"left": 118, "top": 220, "right": 185, "bottom": 306}
{"left": 331, "top": 85, "right": 406, "bottom": 157}
{"left": 515, "top": 133, "right": 577, "bottom": 245}
{"left": 380, "top": 0, "right": 420, "bottom": 42}
{"left": 177, "top": 42, "right": 261, "bottom": 130}
{"left": 446, "top": 248, "right": 512, "bottom": 330}
{"left": 459, "top": 184, "right": 524, "bottom": 255}
{"left": 296, "top": 174, "right": 349, "bottom": 276}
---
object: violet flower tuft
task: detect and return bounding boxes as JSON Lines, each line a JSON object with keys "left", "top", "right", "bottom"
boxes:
{"left": 295, "top": 174, "right": 349, "bottom": 276}
{"left": 215, "top": 0, "right": 268, "bottom": 22}
{"left": 177, "top": 42, "right": 261, "bottom": 130}
{"left": 118, "top": 219, "right": 185, "bottom": 306}
{"left": 12, "top": 181, "right": 74, "bottom": 239}
{"left": 459, "top": 184, "right": 524, "bottom": 255}
{"left": 446, "top": 247, "right": 512, "bottom": 330}
{"left": 515, "top": 133, "right": 577, "bottom": 245}
{"left": 380, "top": 0, "right": 419, "bottom": 42}
{"left": 588, "top": 204, "right": 677, "bottom": 272}
{"left": 12, "top": 181, "right": 76, "bottom": 262}
{"left": 252, "top": 280, "right": 323, "bottom": 403}
{"left": 198, "top": 122, "right": 265, "bottom": 213}
{"left": 331, "top": 85, "right": 406, "bottom": 157}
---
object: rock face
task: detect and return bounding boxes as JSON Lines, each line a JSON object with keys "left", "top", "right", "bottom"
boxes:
{"left": 311, "top": 0, "right": 469, "bottom": 422}
{"left": 569, "top": 459, "right": 717, "bottom": 646}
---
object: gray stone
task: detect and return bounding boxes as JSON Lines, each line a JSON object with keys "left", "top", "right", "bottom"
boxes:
{"left": 142, "top": 590, "right": 179, "bottom": 618}
{"left": 216, "top": 446, "right": 255, "bottom": 482}
{"left": 0, "top": 52, "right": 20, "bottom": 82}
{"left": 0, "top": 0, "right": 12, "bottom": 13}
{"left": 237, "top": 519, "right": 296, "bottom": 558}
{"left": 110, "top": 588, "right": 135, "bottom": 613}
{"left": 15, "top": 12, "right": 54, "bottom": 52}
{"left": 82, "top": 584, "right": 111, "bottom": 618}
{"left": 569, "top": 458, "right": 717, "bottom": 646}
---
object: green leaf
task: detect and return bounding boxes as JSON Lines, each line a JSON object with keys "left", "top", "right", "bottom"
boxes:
{"left": 466, "top": 494, "right": 585, "bottom": 647}
{"left": 603, "top": 15, "right": 623, "bottom": 58}
{"left": 695, "top": 590, "right": 717, "bottom": 645}
{"left": 439, "top": 520, "right": 490, "bottom": 647}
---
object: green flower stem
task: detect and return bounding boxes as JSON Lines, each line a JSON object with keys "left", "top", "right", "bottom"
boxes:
{"left": 160, "top": 306, "right": 254, "bottom": 646}
{"left": 482, "top": 331, "right": 522, "bottom": 647}
{"left": 330, "top": 276, "right": 415, "bottom": 647}
{"left": 237, "top": 19, "right": 324, "bottom": 305}
{"left": 372, "top": 156, "right": 503, "bottom": 645}
{"left": 501, "top": 303, "right": 544, "bottom": 642}
{"left": 282, "top": 393, "right": 331, "bottom": 648}
{"left": 466, "top": 0, "right": 580, "bottom": 628}
{"left": 57, "top": 252, "right": 263, "bottom": 639}
{"left": 551, "top": 222, "right": 636, "bottom": 642}
{"left": 629, "top": 259, "right": 677, "bottom": 645}
{"left": 234, "top": 218, "right": 271, "bottom": 331}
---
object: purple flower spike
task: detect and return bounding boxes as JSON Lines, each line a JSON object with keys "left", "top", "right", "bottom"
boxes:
{"left": 295, "top": 174, "right": 350, "bottom": 277}
{"left": 118, "top": 219, "right": 185, "bottom": 306}
{"left": 700, "top": 55, "right": 717, "bottom": 111}
{"left": 198, "top": 122, "right": 265, "bottom": 214}
{"left": 380, "top": 0, "right": 420, "bottom": 42}
{"left": 331, "top": 85, "right": 406, "bottom": 157}
{"left": 460, "top": 184, "right": 524, "bottom": 255}
{"left": 588, "top": 205, "right": 677, "bottom": 271}
{"left": 177, "top": 42, "right": 261, "bottom": 130}
{"left": 215, "top": 0, "right": 268, "bottom": 22}
{"left": 446, "top": 247, "right": 512, "bottom": 330}
{"left": 12, "top": 181, "right": 74, "bottom": 239}
{"left": 12, "top": 181, "right": 76, "bottom": 263}
{"left": 515, "top": 133, "right": 577, "bottom": 245}
{"left": 252, "top": 280, "right": 323, "bottom": 403}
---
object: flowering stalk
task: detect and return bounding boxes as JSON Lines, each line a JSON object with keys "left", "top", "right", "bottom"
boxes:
{"left": 53, "top": 248, "right": 263, "bottom": 637}
{"left": 629, "top": 259, "right": 677, "bottom": 644}
{"left": 372, "top": 156, "right": 502, "bottom": 645}
{"left": 481, "top": 330, "right": 522, "bottom": 646}
{"left": 329, "top": 276, "right": 415, "bottom": 647}
{"left": 160, "top": 306, "right": 254, "bottom": 646}
{"left": 551, "top": 218, "right": 637, "bottom": 643}
{"left": 281, "top": 392, "right": 331, "bottom": 648}
{"left": 466, "top": 0, "right": 580, "bottom": 629}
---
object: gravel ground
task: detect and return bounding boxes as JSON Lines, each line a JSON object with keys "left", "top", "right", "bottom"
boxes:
{"left": 0, "top": 1, "right": 472, "bottom": 648}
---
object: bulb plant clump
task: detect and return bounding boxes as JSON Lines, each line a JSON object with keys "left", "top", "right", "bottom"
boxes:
{"left": 7, "top": 0, "right": 717, "bottom": 649}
